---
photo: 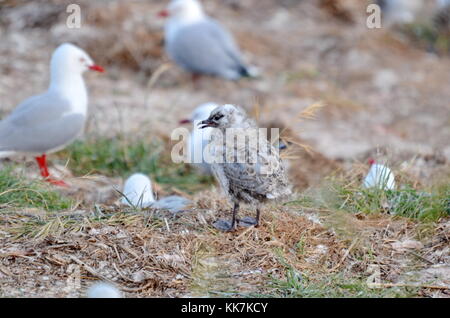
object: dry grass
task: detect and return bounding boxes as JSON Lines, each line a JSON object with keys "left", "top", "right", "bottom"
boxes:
{"left": 0, "top": 194, "right": 347, "bottom": 297}
{"left": 1, "top": 0, "right": 450, "bottom": 298}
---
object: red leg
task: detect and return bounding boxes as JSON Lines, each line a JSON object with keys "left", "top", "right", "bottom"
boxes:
{"left": 35, "top": 154, "right": 50, "bottom": 178}
{"left": 34, "top": 154, "right": 68, "bottom": 187}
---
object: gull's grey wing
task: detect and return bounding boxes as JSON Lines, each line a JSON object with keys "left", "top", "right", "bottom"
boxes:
{"left": 0, "top": 93, "right": 85, "bottom": 154}
{"left": 167, "top": 19, "right": 248, "bottom": 80}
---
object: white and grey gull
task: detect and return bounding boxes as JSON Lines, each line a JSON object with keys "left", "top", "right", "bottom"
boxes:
{"left": 0, "top": 43, "right": 104, "bottom": 186}
{"left": 159, "top": 0, "right": 253, "bottom": 80}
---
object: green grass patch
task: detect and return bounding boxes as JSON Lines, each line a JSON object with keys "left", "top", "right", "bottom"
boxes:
{"left": 0, "top": 168, "right": 73, "bottom": 211}
{"left": 287, "top": 177, "right": 450, "bottom": 222}
{"left": 267, "top": 266, "right": 417, "bottom": 298}
{"left": 59, "top": 136, "right": 214, "bottom": 193}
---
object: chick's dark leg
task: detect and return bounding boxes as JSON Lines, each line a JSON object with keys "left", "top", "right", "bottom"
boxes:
{"left": 213, "top": 202, "right": 239, "bottom": 232}
{"left": 239, "top": 205, "right": 261, "bottom": 228}
{"left": 255, "top": 207, "right": 261, "bottom": 228}
{"left": 230, "top": 202, "right": 239, "bottom": 229}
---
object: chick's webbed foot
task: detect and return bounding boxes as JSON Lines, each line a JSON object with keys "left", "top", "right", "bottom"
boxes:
{"left": 238, "top": 216, "right": 259, "bottom": 228}
{"left": 213, "top": 219, "right": 236, "bottom": 232}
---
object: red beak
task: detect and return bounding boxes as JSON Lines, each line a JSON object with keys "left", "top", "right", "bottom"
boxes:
{"left": 179, "top": 119, "right": 191, "bottom": 125}
{"left": 368, "top": 158, "right": 375, "bottom": 166}
{"left": 89, "top": 64, "right": 105, "bottom": 73}
{"left": 158, "top": 9, "right": 169, "bottom": 18}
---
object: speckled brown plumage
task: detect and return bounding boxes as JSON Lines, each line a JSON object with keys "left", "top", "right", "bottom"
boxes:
{"left": 199, "top": 104, "right": 291, "bottom": 231}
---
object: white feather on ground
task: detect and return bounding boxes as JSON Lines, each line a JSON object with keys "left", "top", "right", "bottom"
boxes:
{"left": 121, "top": 173, "right": 191, "bottom": 212}
{"left": 121, "top": 173, "right": 155, "bottom": 207}
{"left": 87, "top": 282, "right": 122, "bottom": 298}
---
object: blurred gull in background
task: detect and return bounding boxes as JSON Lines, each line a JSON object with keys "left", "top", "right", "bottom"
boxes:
{"left": 434, "top": 0, "right": 450, "bottom": 31}
{"left": 159, "top": 0, "right": 254, "bottom": 80}
{"left": 121, "top": 173, "right": 191, "bottom": 212}
{"left": 363, "top": 159, "right": 396, "bottom": 190}
{"left": 0, "top": 43, "right": 104, "bottom": 186}
{"left": 376, "top": 0, "right": 424, "bottom": 25}
{"left": 179, "top": 102, "right": 218, "bottom": 175}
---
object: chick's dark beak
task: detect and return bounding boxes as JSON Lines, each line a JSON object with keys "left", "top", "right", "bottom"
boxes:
{"left": 198, "top": 119, "right": 214, "bottom": 129}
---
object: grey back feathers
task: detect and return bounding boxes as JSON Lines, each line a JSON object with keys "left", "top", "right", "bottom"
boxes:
{"left": 166, "top": 19, "right": 249, "bottom": 80}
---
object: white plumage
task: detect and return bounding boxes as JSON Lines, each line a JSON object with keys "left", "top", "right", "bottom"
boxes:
{"left": 363, "top": 161, "right": 396, "bottom": 190}
{"left": 121, "top": 173, "right": 155, "bottom": 207}
{"left": 186, "top": 102, "right": 218, "bottom": 174}
{"left": 0, "top": 43, "right": 104, "bottom": 185}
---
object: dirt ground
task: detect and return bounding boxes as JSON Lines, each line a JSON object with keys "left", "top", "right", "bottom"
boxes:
{"left": 0, "top": 0, "right": 449, "bottom": 297}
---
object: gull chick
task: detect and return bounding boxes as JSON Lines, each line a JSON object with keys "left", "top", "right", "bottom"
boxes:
{"left": 199, "top": 104, "right": 291, "bottom": 231}
{"left": 0, "top": 43, "right": 104, "bottom": 186}
{"left": 159, "top": 0, "right": 252, "bottom": 80}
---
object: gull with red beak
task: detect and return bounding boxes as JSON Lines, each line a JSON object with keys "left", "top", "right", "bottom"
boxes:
{"left": 0, "top": 43, "right": 104, "bottom": 186}
{"left": 159, "top": 0, "right": 253, "bottom": 80}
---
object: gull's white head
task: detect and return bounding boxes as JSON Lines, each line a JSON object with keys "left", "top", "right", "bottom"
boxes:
{"left": 191, "top": 102, "right": 219, "bottom": 122}
{"left": 159, "top": 0, "right": 205, "bottom": 22}
{"left": 50, "top": 43, "right": 104, "bottom": 78}
{"left": 199, "top": 104, "right": 247, "bottom": 129}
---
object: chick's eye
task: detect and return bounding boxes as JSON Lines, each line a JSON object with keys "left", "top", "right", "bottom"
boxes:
{"left": 214, "top": 114, "right": 223, "bottom": 121}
